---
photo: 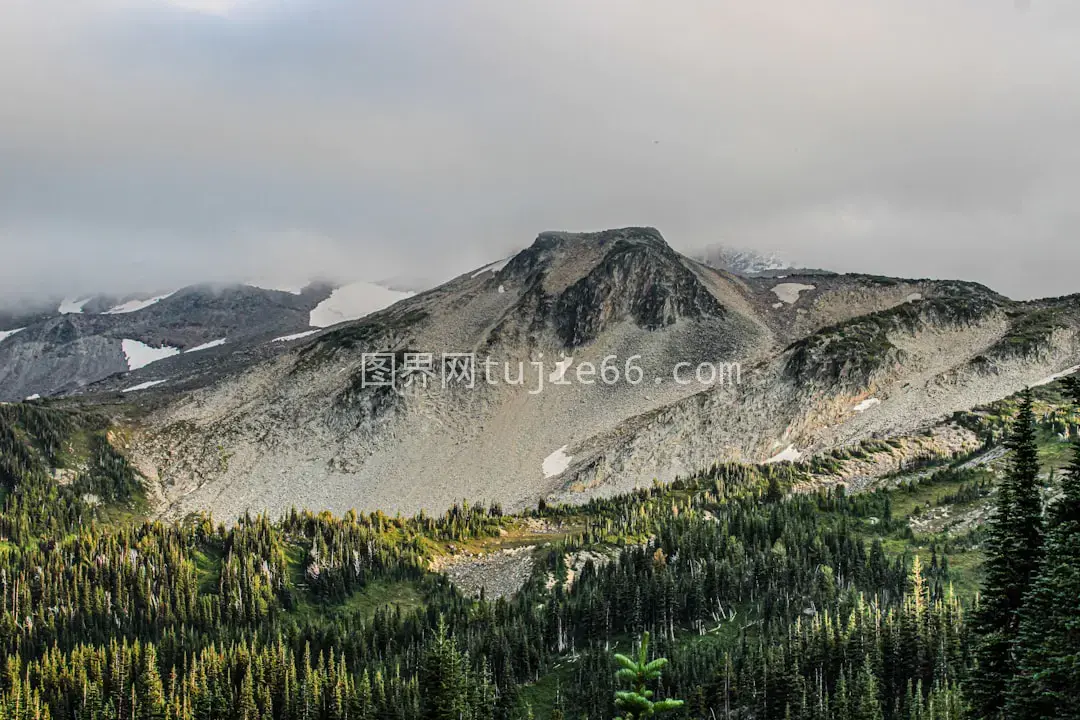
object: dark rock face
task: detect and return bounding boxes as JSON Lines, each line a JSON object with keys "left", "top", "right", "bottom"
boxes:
{"left": 499, "top": 233, "right": 566, "bottom": 286}
{"left": 550, "top": 228, "right": 726, "bottom": 347}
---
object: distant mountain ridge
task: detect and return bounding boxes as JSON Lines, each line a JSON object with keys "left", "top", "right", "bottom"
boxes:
{"left": 689, "top": 243, "right": 836, "bottom": 278}
{"left": 0, "top": 280, "right": 412, "bottom": 401}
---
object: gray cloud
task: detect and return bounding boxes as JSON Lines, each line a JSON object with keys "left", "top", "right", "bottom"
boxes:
{"left": 2, "top": 0, "right": 1080, "bottom": 304}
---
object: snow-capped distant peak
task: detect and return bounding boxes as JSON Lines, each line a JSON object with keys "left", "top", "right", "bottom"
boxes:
{"left": 122, "top": 339, "right": 181, "bottom": 371}
{"left": 59, "top": 297, "right": 92, "bottom": 314}
{"left": 691, "top": 245, "right": 788, "bottom": 277}
{"left": 309, "top": 282, "right": 413, "bottom": 328}
{"left": 104, "top": 291, "right": 177, "bottom": 315}
{"left": 0, "top": 327, "right": 25, "bottom": 344}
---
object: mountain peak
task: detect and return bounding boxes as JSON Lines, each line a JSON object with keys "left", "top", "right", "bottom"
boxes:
{"left": 535, "top": 226, "right": 668, "bottom": 249}
{"left": 502, "top": 229, "right": 716, "bottom": 343}
{"left": 496, "top": 228, "right": 669, "bottom": 285}
{"left": 552, "top": 233, "right": 725, "bottom": 346}
{"left": 473, "top": 227, "right": 729, "bottom": 348}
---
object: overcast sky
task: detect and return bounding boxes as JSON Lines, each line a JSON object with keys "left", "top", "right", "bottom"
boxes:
{"left": 2, "top": 0, "right": 1079, "bottom": 304}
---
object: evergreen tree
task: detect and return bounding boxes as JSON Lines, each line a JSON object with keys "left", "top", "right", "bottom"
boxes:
{"left": 612, "top": 631, "right": 684, "bottom": 720}
{"left": 1008, "top": 378, "right": 1080, "bottom": 719}
{"left": 135, "top": 644, "right": 166, "bottom": 720}
{"left": 969, "top": 389, "right": 1045, "bottom": 719}
{"left": 238, "top": 662, "right": 258, "bottom": 720}
{"left": 420, "top": 618, "right": 467, "bottom": 720}
{"left": 852, "top": 657, "right": 884, "bottom": 720}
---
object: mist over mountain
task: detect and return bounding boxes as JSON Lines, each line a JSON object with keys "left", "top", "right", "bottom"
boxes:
{"left": 6, "top": 1, "right": 1080, "bottom": 302}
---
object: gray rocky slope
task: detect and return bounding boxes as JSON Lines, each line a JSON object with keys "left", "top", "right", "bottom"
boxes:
{"left": 115, "top": 228, "right": 1080, "bottom": 521}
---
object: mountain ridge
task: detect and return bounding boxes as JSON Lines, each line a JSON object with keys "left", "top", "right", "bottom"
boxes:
{"left": 0, "top": 280, "right": 411, "bottom": 401}
{"left": 68, "top": 227, "right": 1074, "bottom": 523}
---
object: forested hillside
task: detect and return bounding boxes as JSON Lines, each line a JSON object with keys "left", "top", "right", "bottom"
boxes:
{"left": 0, "top": 385, "right": 1077, "bottom": 719}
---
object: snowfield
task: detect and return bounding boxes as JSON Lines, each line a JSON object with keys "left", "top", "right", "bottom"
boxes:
{"left": 273, "top": 330, "right": 321, "bottom": 343}
{"left": 104, "top": 291, "right": 177, "bottom": 314}
{"left": 185, "top": 338, "right": 227, "bottom": 353}
{"left": 123, "top": 380, "right": 168, "bottom": 393}
{"left": 58, "top": 298, "right": 92, "bottom": 314}
{"left": 853, "top": 398, "right": 882, "bottom": 413}
{"left": 765, "top": 445, "right": 802, "bottom": 464}
{"left": 1032, "top": 364, "right": 1080, "bottom": 388}
{"left": 309, "top": 282, "right": 412, "bottom": 328}
{"left": 122, "top": 340, "right": 181, "bottom": 371}
{"left": 542, "top": 446, "right": 573, "bottom": 478}
{"left": 771, "top": 283, "right": 816, "bottom": 305}
{"left": 471, "top": 257, "right": 512, "bottom": 279}
{"left": 0, "top": 328, "right": 25, "bottom": 344}
{"left": 548, "top": 356, "right": 574, "bottom": 384}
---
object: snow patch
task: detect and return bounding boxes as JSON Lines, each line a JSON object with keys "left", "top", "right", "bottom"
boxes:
{"left": 272, "top": 330, "right": 321, "bottom": 343}
{"left": 104, "top": 291, "right": 177, "bottom": 314}
{"left": 471, "top": 258, "right": 511, "bottom": 279}
{"left": 123, "top": 380, "right": 168, "bottom": 393}
{"left": 548, "top": 356, "right": 574, "bottom": 384}
{"left": 764, "top": 445, "right": 802, "bottom": 464}
{"left": 498, "top": 284, "right": 506, "bottom": 294}
{"left": 1032, "top": 364, "right": 1080, "bottom": 388}
{"left": 185, "top": 338, "right": 227, "bottom": 353}
{"left": 771, "top": 283, "right": 815, "bottom": 305}
{"left": 309, "top": 282, "right": 412, "bottom": 328}
{"left": 771, "top": 302, "right": 783, "bottom": 309}
{"left": 542, "top": 446, "right": 573, "bottom": 478}
{"left": 0, "top": 327, "right": 25, "bottom": 344}
{"left": 59, "top": 297, "right": 92, "bottom": 314}
{"left": 25, "top": 394, "right": 41, "bottom": 401}
{"left": 853, "top": 397, "right": 881, "bottom": 413}
{"left": 122, "top": 340, "right": 181, "bottom": 371}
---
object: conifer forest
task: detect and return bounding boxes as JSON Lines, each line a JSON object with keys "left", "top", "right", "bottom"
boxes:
{"left": 0, "top": 378, "right": 1077, "bottom": 720}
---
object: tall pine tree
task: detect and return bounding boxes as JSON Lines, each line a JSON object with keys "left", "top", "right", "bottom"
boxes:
{"left": 135, "top": 643, "right": 166, "bottom": 720}
{"left": 969, "top": 389, "right": 1045, "bottom": 719}
{"left": 1008, "top": 377, "right": 1080, "bottom": 719}
{"left": 420, "top": 618, "right": 468, "bottom": 720}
